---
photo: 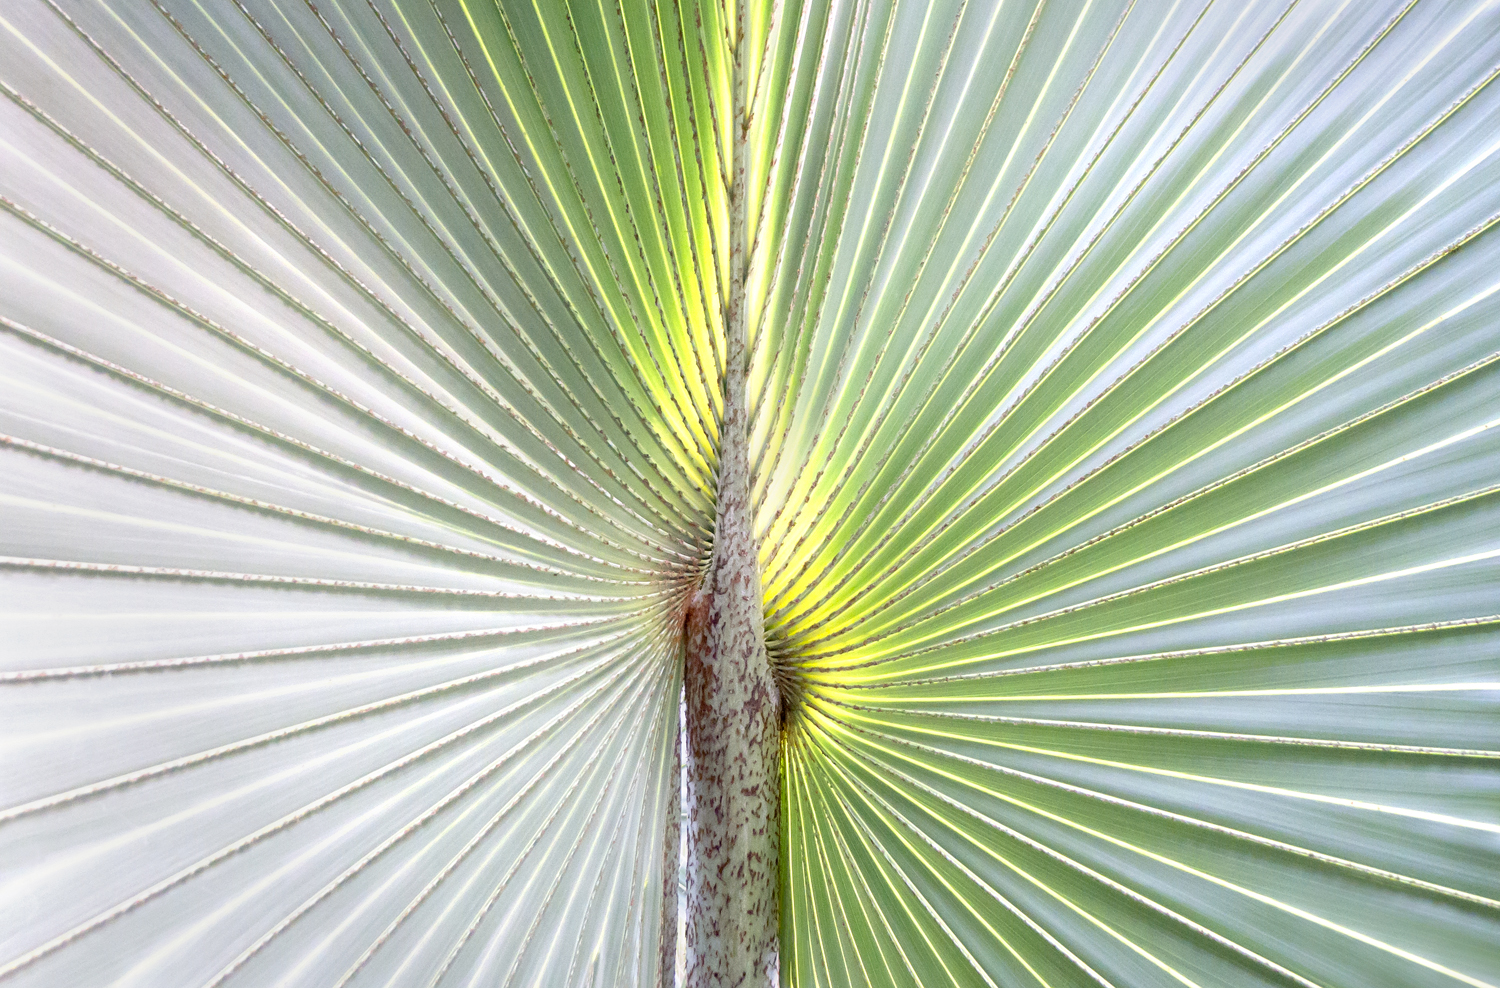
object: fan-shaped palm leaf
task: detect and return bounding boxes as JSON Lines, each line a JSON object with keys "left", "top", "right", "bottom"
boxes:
{"left": 2, "top": 0, "right": 1497, "bottom": 986}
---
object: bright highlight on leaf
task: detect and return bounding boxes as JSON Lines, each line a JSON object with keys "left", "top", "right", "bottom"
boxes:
{"left": 1, "top": 0, "right": 1498, "bottom": 986}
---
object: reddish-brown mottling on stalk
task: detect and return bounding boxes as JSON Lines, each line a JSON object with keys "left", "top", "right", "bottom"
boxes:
{"left": 668, "top": 4, "right": 782, "bottom": 985}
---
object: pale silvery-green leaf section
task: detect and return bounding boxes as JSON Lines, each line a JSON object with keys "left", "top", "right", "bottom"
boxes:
{"left": 0, "top": 0, "right": 720, "bottom": 983}
{"left": 759, "top": 1, "right": 1500, "bottom": 986}
{"left": 2, "top": 0, "right": 1499, "bottom": 987}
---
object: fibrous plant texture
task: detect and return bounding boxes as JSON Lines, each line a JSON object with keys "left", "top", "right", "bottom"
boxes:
{"left": 1, "top": 1, "right": 1499, "bottom": 987}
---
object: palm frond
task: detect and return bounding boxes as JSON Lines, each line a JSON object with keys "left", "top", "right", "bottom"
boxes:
{"left": 2, "top": 0, "right": 1498, "bottom": 986}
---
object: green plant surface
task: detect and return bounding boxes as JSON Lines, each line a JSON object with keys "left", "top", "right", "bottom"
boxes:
{"left": 1, "top": 0, "right": 1498, "bottom": 985}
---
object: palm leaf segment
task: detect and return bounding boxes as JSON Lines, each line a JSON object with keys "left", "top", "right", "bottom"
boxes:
{"left": 1, "top": 0, "right": 1498, "bottom": 985}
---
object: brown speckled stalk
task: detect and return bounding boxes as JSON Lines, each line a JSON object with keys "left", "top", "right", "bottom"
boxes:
{"left": 659, "top": 699, "right": 682, "bottom": 985}
{"left": 680, "top": 5, "right": 780, "bottom": 983}
{"left": 681, "top": 415, "right": 779, "bottom": 986}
